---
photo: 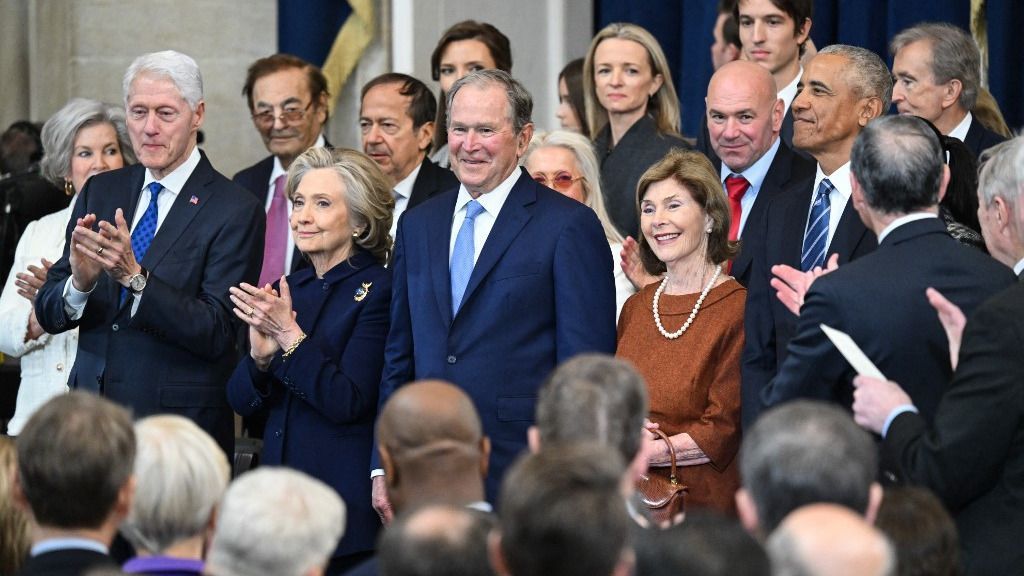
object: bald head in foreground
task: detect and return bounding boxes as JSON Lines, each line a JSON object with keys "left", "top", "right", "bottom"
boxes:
{"left": 768, "top": 504, "right": 894, "bottom": 576}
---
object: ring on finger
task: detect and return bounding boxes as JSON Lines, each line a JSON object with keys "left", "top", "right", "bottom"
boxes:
{"left": 96, "top": 246, "right": 104, "bottom": 255}
{"left": 247, "top": 307, "right": 255, "bottom": 317}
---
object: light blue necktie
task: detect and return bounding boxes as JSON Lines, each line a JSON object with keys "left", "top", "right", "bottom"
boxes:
{"left": 121, "top": 182, "right": 162, "bottom": 304}
{"left": 450, "top": 200, "right": 485, "bottom": 314}
{"left": 801, "top": 178, "right": 833, "bottom": 271}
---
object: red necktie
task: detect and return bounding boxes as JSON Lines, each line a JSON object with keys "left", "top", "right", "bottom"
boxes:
{"left": 724, "top": 175, "right": 749, "bottom": 274}
{"left": 258, "top": 175, "right": 288, "bottom": 287}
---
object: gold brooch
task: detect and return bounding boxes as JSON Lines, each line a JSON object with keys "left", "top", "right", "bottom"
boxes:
{"left": 354, "top": 282, "right": 372, "bottom": 302}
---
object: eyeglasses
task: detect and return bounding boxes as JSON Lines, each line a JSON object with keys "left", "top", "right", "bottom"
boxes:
{"left": 532, "top": 172, "right": 585, "bottom": 192}
{"left": 251, "top": 101, "right": 314, "bottom": 128}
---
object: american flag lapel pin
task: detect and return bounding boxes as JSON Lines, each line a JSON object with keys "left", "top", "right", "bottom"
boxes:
{"left": 189, "top": 195, "right": 199, "bottom": 206}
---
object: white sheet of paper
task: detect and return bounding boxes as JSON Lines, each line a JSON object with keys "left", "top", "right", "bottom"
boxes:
{"left": 819, "top": 323, "right": 886, "bottom": 379}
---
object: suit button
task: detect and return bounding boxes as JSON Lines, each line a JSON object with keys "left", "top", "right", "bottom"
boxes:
{"left": 447, "top": 355, "right": 457, "bottom": 364}
{"left": 274, "top": 430, "right": 282, "bottom": 438}
{"left": 322, "top": 282, "right": 329, "bottom": 291}
{"left": 112, "top": 324, "right": 119, "bottom": 331}
{"left": 249, "top": 400, "right": 260, "bottom": 408}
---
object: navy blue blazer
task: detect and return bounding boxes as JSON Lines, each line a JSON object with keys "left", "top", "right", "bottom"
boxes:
{"left": 228, "top": 250, "right": 390, "bottom": 557}
{"left": 35, "top": 153, "right": 265, "bottom": 455}
{"left": 15, "top": 548, "right": 115, "bottom": 576}
{"left": 761, "top": 218, "right": 1015, "bottom": 421}
{"left": 379, "top": 169, "right": 617, "bottom": 501}
{"left": 740, "top": 171, "right": 876, "bottom": 430}
{"left": 407, "top": 156, "right": 459, "bottom": 210}
{"left": 883, "top": 281, "right": 1024, "bottom": 575}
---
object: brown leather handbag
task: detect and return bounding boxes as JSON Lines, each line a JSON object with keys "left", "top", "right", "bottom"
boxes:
{"left": 636, "top": 428, "right": 687, "bottom": 527}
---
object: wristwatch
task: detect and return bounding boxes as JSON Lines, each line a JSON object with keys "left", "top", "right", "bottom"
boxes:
{"left": 128, "top": 267, "right": 148, "bottom": 295}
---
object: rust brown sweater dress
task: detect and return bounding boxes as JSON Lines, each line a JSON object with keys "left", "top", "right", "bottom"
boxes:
{"left": 616, "top": 278, "right": 745, "bottom": 515}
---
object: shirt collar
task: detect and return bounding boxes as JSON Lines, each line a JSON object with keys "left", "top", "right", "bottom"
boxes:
{"left": 466, "top": 501, "right": 493, "bottom": 513}
{"left": 32, "top": 537, "right": 108, "bottom": 557}
{"left": 393, "top": 160, "right": 423, "bottom": 200}
{"left": 1014, "top": 257, "right": 1024, "bottom": 278}
{"left": 813, "top": 161, "right": 852, "bottom": 202}
{"left": 778, "top": 68, "right": 802, "bottom": 113}
{"left": 271, "top": 134, "right": 326, "bottom": 183}
{"left": 454, "top": 167, "right": 521, "bottom": 217}
{"left": 947, "top": 112, "right": 973, "bottom": 142}
{"left": 877, "top": 212, "right": 940, "bottom": 244}
{"left": 720, "top": 137, "right": 781, "bottom": 191}
{"left": 143, "top": 146, "right": 200, "bottom": 196}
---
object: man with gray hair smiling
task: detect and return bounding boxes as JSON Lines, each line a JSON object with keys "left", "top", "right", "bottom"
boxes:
{"left": 35, "top": 50, "right": 265, "bottom": 456}
{"left": 205, "top": 468, "right": 345, "bottom": 576}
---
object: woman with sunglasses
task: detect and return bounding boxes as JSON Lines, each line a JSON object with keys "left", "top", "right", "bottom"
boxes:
{"left": 524, "top": 130, "right": 634, "bottom": 318}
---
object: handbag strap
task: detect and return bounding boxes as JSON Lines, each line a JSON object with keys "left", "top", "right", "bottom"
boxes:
{"left": 650, "top": 427, "right": 680, "bottom": 484}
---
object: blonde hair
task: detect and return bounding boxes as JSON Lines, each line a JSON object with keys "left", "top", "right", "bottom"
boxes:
{"left": 583, "top": 23, "right": 681, "bottom": 139}
{"left": 287, "top": 147, "right": 395, "bottom": 264}
{"left": 524, "top": 130, "right": 623, "bottom": 245}
{"left": 0, "top": 437, "right": 30, "bottom": 574}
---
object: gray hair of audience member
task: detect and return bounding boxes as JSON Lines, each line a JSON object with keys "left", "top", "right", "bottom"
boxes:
{"left": 446, "top": 69, "right": 533, "bottom": 135}
{"left": 16, "top": 392, "right": 136, "bottom": 529}
{"left": 121, "top": 415, "right": 230, "bottom": 555}
{"left": 206, "top": 467, "right": 345, "bottom": 576}
{"left": 123, "top": 50, "right": 204, "bottom": 110}
{"left": 890, "top": 23, "right": 980, "bottom": 111}
{"left": 39, "top": 97, "right": 136, "bottom": 185}
{"left": 497, "top": 443, "right": 630, "bottom": 576}
{"left": 875, "top": 486, "right": 960, "bottom": 576}
{"left": 818, "top": 44, "right": 893, "bottom": 113}
{"left": 524, "top": 131, "right": 624, "bottom": 245}
{"left": 534, "top": 354, "right": 646, "bottom": 464}
{"left": 636, "top": 510, "right": 771, "bottom": 576}
{"left": 851, "top": 115, "right": 944, "bottom": 215}
{"left": 286, "top": 146, "right": 395, "bottom": 264}
{"left": 379, "top": 505, "right": 496, "bottom": 576}
{"left": 739, "top": 401, "right": 878, "bottom": 534}
{"left": 978, "top": 136, "right": 1024, "bottom": 214}
{"left": 767, "top": 505, "right": 896, "bottom": 576}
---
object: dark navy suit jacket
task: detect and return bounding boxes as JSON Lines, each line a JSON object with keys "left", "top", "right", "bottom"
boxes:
{"left": 407, "top": 156, "right": 459, "bottom": 210}
{"left": 227, "top": 250, "right": 390, "bottom": 556}
{"left": 740, "top": 170, "right": 876, "bottom": 429}
{"left": 379, "top": 169, "right": 617, "bottom": 501}
{"left": 883, "top": 280, "right": 1024, "bottom": 575}
{"left": 762, "top": 218, "right": 1015, "bottom": 421}
{"left": 35, "top": 153, "right": 265, "bottom": 455}
{"left": 962, "top": 117, "right": 1007, "bottom": 159}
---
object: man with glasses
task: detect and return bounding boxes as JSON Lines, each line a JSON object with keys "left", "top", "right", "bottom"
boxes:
{"left": 35, "top": 51, "right": 264, "bottom": 456}
{"left": 235, "top": 54, "right": 330, "bottom": 285}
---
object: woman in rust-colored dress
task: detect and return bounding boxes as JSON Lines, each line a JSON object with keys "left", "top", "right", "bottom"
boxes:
{"left": 616, "top": 148, "right": 744, "bottom": 515}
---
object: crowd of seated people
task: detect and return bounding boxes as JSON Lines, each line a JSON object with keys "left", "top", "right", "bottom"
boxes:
{"left": 1, "top": 2, "right": 1023, "bottom": 575}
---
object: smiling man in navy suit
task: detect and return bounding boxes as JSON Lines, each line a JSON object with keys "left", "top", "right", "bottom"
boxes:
{"left": 373, "top": 69, "right": 616, "bottom": 519}
{"left": 35, "top": 51, "right": 264, "bottom": 456}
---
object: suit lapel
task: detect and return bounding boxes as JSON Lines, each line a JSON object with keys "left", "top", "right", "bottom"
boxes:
{"left": 141, "top": 154, "right": 216, "bottom": 271}
{"left": 428, "top": 194, "right": 457, "bottom": 325}
{"left": 733, "top": 144, "right": 796, "bottom": 280}
{"left": 829, "top": 199, "right": 872, "bottom": 264}
{"left": 781, "top": 186, "right": 810, "bottom": 268}
{"left": 456, "top": 172, "right": 535, "bottom": 317}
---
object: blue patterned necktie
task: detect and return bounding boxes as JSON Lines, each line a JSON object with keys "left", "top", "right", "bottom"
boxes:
{"left": 801, "top": 178, "right": 833, "bottom": 271}
{"left": 450, "top": 200, "right": 485, "bottom": 314}
{"left": 122, "top": 182, "right": 162, "bottom": 304}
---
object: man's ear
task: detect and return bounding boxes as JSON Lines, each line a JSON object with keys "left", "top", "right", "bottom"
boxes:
{"left": 479, "top": 436, "right": 491, "bottom": 480}
{"left": 416, "top": 121, "right": 435, "bottom": 153}
{"left": 527, "top": 426, "right": 541, "bottom": 453}
{"left": 381, "top": 446, "right": 398, "bottom": 487}
{"left": 488, "top": 530, "right": 511, "bottom": 576}
{"left": 865, "top": 482, "right": 883, "bottom": 525}
{"left": 735, "top": 488, "right": 762, "bottom": 538}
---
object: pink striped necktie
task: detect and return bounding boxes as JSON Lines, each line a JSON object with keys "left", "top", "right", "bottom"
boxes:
{"left": 259, "top": 174, "right": 289, "bottom": 287}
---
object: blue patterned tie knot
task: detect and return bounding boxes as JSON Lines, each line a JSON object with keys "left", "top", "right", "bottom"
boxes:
{"left": 450, "top": 200, "right": 486, "bottom": 314}
{"left": 801, "top": 178, "right": 833, "bottom": 272}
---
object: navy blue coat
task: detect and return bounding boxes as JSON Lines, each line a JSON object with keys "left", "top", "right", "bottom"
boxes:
{"left": 378, "top": 169, "right": 617, "bottom": 501}
{"left": 227, "top": 250, "right": 390, "bottom": 556}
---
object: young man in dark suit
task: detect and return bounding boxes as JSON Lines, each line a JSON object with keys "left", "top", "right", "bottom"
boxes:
{"left": 374, "top": 70, "right": 616, "bottom": 512}
{"left": 360, "top": 73, "right": 459, "bottom": 241}
{"left": 35, "top": 51, "right": 264, "bottom": 455}
{"left": 853, "top": 136, "right": 1024, "bottom": 575}
{"left": 14, "top": 393, "right": 135, "bottom": 576}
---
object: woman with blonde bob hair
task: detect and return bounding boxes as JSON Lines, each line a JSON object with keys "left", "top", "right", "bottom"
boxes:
{"left": 227, "top": 147, "right": 393, "bottom": 571}
{"left": 616, "top": 149, "right": 744, "bottom": 515}
{"left": 121, "top": 415, "right": 229, "bottom": 575}
{"left": 523, "top": 130, "right": 635, "bottom": 317}
{"left": 584, "top": 22, "right": 690, "bottom": 240}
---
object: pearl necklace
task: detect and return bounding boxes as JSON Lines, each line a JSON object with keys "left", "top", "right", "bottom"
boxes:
{"left": 652, "top": 264, "right": 722, "bottom": 340}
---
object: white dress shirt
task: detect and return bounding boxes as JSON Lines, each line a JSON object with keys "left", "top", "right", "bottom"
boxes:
{"left": 809, "top": 162, "right": 853, "bottom": 251}
{"left": 0, "top": 204, "right": 77, "bottom": 434}
{"left": 391, "top": 161, "right": 422, "bottom": 240}
{"left": 1014, "top": 257, "right": 1024, "bottom": 278}
{"left": 877, "top": 212, "right": 939, "bottom": 244}
{"left": 63, "top": 146, "right": 201, "bottom": 318}
{"left": 947, "top": 112, "right": 973, "bottom": 143}
{"left": 778, "top": 68, "right": 803, "bottom": 116}
{"left": 448, "top": 169, "right": 520, "bottom": 265}
{"left": 719, "top": 137, "right": 782, "bottom": 236}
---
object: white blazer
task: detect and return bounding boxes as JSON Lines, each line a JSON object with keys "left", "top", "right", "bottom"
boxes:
{"left": 0, "top": 204, "right": 77, "bottom": 434}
